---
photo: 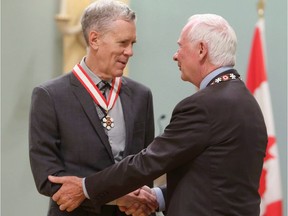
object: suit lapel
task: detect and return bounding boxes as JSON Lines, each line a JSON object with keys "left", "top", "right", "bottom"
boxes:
{"left": 70, "top": 73, "right": 114, "bottom": 161}
{"left": 119, "top": 78, "right": 134, "bottom": 157}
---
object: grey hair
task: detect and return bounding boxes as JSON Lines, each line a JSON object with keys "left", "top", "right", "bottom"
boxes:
{"left": 81, "top": 0, "right": 136, "bottom": 45}
{"left": 187, "top": 14, "right": 237, "bottom": 66}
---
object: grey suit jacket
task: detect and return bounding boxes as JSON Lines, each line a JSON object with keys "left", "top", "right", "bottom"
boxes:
{"left": 84, "top": 70, "right": 268, "bottom": 216}
{"left": 29, "top": 72, "right": 155, "bottom": 215}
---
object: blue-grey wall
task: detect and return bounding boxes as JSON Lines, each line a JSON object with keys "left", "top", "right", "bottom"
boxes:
{"left": 1, "top": 0, "right": 287, "bottom": 215}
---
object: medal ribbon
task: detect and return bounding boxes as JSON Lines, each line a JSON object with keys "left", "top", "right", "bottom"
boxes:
{"left": 72, "top": 64, "right": 122, "bottom": 112}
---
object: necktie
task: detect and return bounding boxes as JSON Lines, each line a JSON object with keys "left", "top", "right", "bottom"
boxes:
{"left": 97, "top": 81, "right": 110, "bottom": 99}
{"left": 96, "top": 81, "right": 110, "bottom": 127}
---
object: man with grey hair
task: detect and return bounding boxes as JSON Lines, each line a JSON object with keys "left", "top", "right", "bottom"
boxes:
{"left": 29, "top": 0, "right": 158, "bottom": 215}
{"left": 49, "top": 13, "right": 267, "bottom": 216}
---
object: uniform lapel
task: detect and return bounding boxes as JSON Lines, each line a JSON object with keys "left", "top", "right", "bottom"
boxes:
{"left": 70, "top": 73, "right": 114, "bottom": 161}
{"left": 207, "top": 69, "right": 239, "bottom": 86}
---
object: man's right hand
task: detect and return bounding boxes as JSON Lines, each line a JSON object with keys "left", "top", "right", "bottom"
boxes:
{"left": 48, "top": 175, "right": 86, "bottom": 212}
{"left": 116, "top": 186, "right": 158, "bottom": 216}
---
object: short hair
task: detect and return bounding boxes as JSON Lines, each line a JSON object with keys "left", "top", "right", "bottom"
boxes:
{"left": 187, "top": 14, "right": 237, "bottom": 66}
{"left": 81, "top": 0, "right": 136, "bottom": 45}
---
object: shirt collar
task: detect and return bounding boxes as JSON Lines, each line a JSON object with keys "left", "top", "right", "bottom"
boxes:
{"left": 199, "top": 66, "right": 234, "bottom": 90}
{"left": 79, "top": 57, "right": 112, "bottom": 85}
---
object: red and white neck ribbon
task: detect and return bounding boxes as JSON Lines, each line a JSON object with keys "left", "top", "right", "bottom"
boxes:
{"left": 73, "top": 64, "right": 122, "bottom": 112}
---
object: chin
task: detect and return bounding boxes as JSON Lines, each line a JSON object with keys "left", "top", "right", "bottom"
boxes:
{"left": 181, "top": 74, "right": 188, "bottom": 81}
{"left": 113, "top": 71, "right": 124, "bottom": 77}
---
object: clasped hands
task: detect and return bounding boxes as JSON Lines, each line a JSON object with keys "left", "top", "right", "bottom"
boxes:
{"left": 48, "top": 175, "right": 158, "bottom": 216}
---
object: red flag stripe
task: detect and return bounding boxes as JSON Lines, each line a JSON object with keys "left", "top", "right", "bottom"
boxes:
{"left": 246, "top": 21, "right": 267, "bottom": 94}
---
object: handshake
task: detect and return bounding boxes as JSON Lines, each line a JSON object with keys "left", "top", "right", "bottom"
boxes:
{"left": 48, "top": 175, "right": 159, "bottom": 216}
{"left": 116, "top": 185, "right": 159, "bottom": 216}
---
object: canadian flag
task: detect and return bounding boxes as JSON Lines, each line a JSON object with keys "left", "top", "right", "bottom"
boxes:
{"left": 246, "top": 18, "right": 283, "bottom": 215}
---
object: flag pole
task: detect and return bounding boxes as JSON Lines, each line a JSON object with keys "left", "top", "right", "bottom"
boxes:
{"left": 249, "top": 1, "right": 283, "bottom": 215}
{"left": 257, "top": 0, "right": 265, "bottom": 18}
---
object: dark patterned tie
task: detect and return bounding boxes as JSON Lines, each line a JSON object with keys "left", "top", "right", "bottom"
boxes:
{"left": 97, "top": 80, "right": 110, "bottom": 99}
{"left": 96, "top": 81, "right": 110, "bottom": 128}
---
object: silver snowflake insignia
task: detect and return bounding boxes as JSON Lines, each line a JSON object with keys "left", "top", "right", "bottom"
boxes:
{"left": 215, "top": 77, "right": 222, "bottom": 83}
{"left": 230, "top": 73, "right": 236, "bottom": 79}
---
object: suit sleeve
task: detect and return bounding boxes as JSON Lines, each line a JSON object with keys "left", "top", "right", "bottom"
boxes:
{"left": 85, "top": 97, "right": 210, "bottom": 205}
{"left": 29, "top": 86, "right": 65, "bottom": 196}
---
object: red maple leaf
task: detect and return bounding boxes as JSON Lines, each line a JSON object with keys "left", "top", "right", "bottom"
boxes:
{"left": 264, "top": 136, "right": 276, "bottom": 162}
{"left": 258, "top": 136, "right": 276, "bottom": 196}
{"left": 259, "top": 169, "right": 267, "bottom": 196}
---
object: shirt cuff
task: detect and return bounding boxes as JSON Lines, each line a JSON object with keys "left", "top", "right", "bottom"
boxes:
{"left": 152, "top": 187, "right": 165, "bottom": 211}
{"left": 82, "top": 178, "right": 90, "bottom": 199}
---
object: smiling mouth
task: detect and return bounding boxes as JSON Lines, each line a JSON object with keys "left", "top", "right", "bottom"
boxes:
{"left": 118, "top": 60, "right": 128, "bottom": 66}
{"left": 116, "top": 61, "right": 127, "bottom": 70}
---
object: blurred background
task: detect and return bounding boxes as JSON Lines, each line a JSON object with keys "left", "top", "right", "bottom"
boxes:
{"left": 1, "top": 0, "right": 287, "bottom": 215}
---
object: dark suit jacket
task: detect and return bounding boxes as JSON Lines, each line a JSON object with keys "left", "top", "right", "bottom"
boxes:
{"left": 29, "top": 72, "right": 155, "bottom": 215}
{"left": 85, "top": 69, "right": 268, "bottom": 216}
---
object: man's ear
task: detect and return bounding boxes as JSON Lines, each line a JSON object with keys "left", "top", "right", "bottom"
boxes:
{"left": 198, "top": 41, "right": 208, "bottom": 60}
{"left": 89, "top": 31, "right": 100, "bottom": 50}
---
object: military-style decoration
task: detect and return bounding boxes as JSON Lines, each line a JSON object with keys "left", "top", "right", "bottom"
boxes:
{"left": 209, "top": 72, "right": 240, "bottom": 86}
{"left": 102, "top": 115, "right": 114, "bottom": 130}
{"left": 72, "top": 64, "right": 122, "bottom": 130}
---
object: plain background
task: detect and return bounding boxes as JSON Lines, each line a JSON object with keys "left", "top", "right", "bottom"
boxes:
{"left": 1, "top": 0, "right": 287, "bottom": 215}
